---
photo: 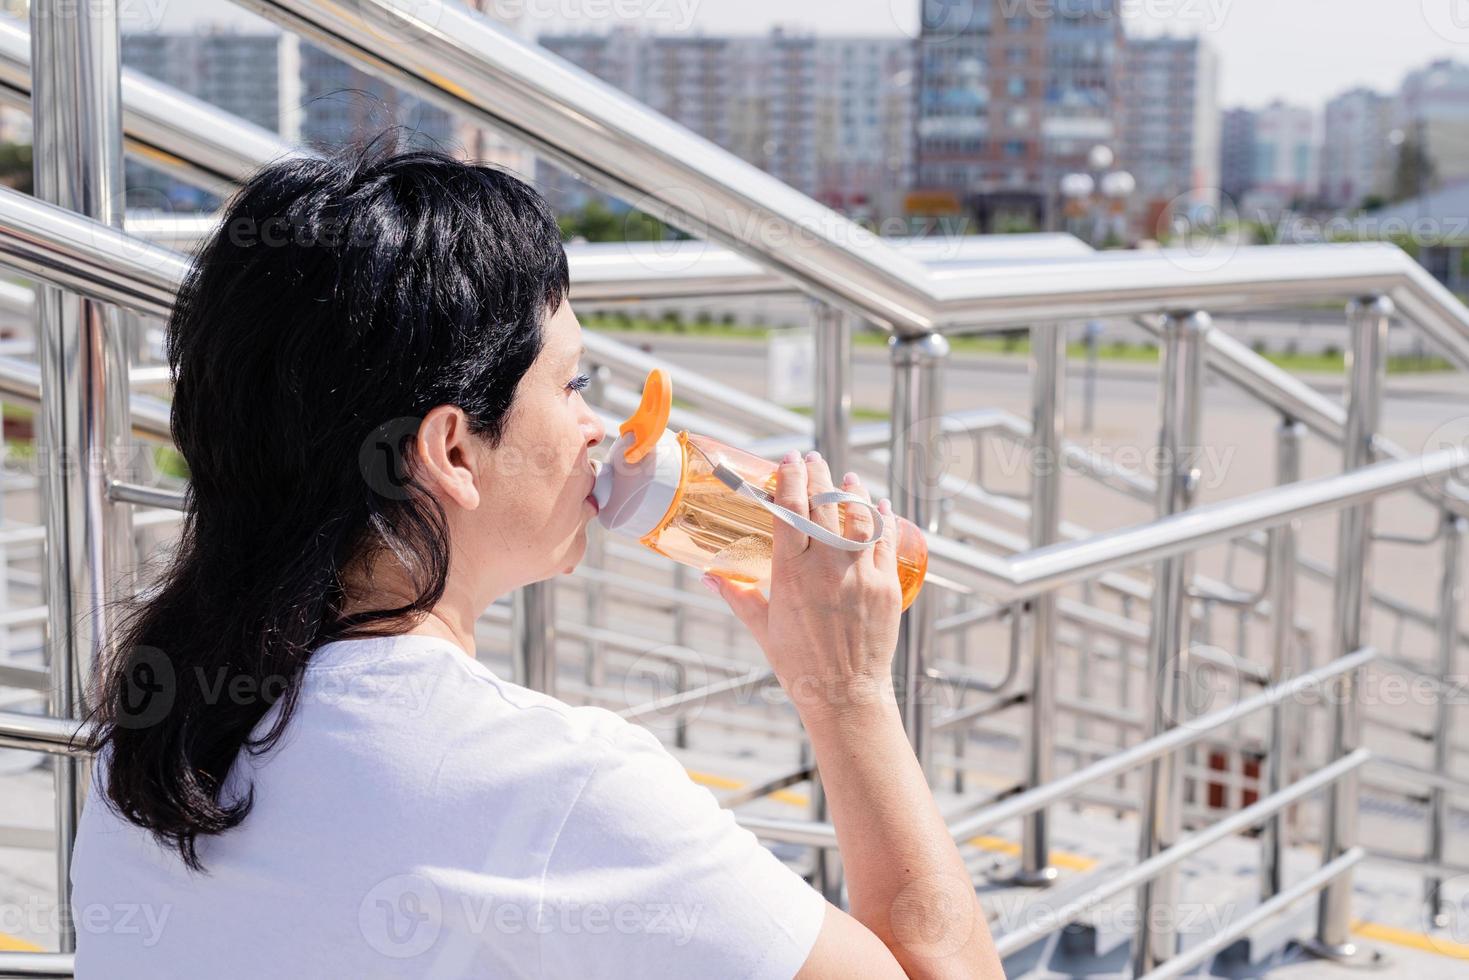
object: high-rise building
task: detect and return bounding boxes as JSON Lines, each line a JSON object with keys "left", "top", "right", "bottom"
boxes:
{"left": 539, "top": 27, "right": 915, "bottom": 221}
{"left": 1043, "top": 0, "right": 1126, "bottom": 201}
{"left": 1395, "top": 59, "right": 1469, "bottom": 188}
{"left": 456, "top": 0, "right": 537, "bottom": 178}
{"left": 1219, "top": 107, "right": 1257, "bottom": 204}
{"left": 297, "top": 42, "right": 455, "bottom": 153}
{"left": 122, "top": 31, "right": 289, "bottom": 136}
{"left": 914, "top": 0, "right": 1125, "bottom": 232}
{"left": 1321, "top": 88, "right": 1393, "bottom": 208}
{"left": 1121, "top": 35, "right": 1220, "bottom": 228}
{"left": 121, "top": 30, "right": 294, "bottom": 207}
{"left": 914, "top": 1, "right": 1042, "bottom": 228}
{"left": 1246, "top": 101, "right": 1319, "bottom": 211}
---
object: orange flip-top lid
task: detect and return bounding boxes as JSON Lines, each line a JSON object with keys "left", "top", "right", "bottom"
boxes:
{"left": 620, "top": 368, "right": 671, "bottom": 465}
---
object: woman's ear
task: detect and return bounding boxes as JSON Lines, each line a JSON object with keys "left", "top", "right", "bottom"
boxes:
{"left": 415, "top": 405, "right": 482, "bottom": 511}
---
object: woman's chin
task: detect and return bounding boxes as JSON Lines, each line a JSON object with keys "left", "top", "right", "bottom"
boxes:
{"left": 558, "top": 526, "right": 590, "bottom": 575}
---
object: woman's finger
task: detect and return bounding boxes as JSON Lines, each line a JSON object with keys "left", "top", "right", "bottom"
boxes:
{"left": 803, "top": 451, "right": 841, "bottom": 535}
{"left": 703, "top": 573, "right": 770, "bottom": 650}
{"left": 840, "top": 472, "right": 875, "bottom": 545}
{"left": 873, "top": 497, "right": 898, "bottom": 573}
{"left": 771, "top": 449, "right": 810, "bottom": 561}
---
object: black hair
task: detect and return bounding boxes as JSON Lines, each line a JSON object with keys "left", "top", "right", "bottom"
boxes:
{"left": 80, "top": 133, "right": 570, "bottom": 871}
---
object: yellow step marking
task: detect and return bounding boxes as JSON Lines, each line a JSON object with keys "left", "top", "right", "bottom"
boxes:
{"left": 686, "top": 768, "right": 807, "bottom": 807}
{"left": 1352, "top": 919, "right": 1469, "bottom": 960}
{"left": 686, "top": 769, "right": 1097, "bottom": 871}
{"left": 0, "top": 932, "right": 41, "bottom": 952}
{"left": 964, "top": 834, "right": 1097, "bottom": 872}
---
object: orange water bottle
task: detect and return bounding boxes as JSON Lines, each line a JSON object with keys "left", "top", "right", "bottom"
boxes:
{"left": 591, "top": 369, "right": 928, "bottom": 610}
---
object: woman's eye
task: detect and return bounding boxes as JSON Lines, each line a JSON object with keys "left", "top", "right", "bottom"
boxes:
{"left": 566, "top": 372, "right": 592, "bottom": 394}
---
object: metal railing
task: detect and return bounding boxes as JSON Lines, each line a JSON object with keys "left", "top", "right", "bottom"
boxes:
{"left": 0, "top": 1, "right": 1466, "bottom": 976}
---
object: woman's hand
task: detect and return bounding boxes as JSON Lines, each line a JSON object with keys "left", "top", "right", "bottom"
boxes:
{"left": 703, "top": 449, "right": 903, "bottom": 724}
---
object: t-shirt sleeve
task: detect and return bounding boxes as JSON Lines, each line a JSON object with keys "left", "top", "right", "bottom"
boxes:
{"left": 536, "top": 719, "right": 828, "bottom": 979}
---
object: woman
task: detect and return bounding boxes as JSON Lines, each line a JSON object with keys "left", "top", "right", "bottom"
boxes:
{"left": 72, "top": 141, "right": 1004, "bottom": 979}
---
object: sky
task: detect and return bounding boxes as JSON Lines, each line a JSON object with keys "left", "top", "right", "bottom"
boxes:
{"left": 157, "top": 0, "right": 1465, "bottom": 111}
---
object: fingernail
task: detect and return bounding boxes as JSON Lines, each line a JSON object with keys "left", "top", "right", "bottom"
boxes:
{"left": 843, "top": 471, "right": 859, "bottom": 485}
{"left": 701, "top": 573, "right": 720, "bottom": 594}
{"left": 879, "top": 498, "right": 892, "bottom": 514}
{"left": 782, "top": 450, "right": 799, "bottom": 464}
{"left": 805, "top": 450, "right": 821, "bottom": 462}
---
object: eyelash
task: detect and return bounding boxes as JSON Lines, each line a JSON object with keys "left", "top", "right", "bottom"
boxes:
{"left": 566, "top": 372, "right": 592, "bottom": 393}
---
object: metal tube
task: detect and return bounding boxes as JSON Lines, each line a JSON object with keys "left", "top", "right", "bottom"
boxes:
{"left": 1141, "top": 848, "right": 1366, "bottom": 980}
{"left": 0, "top": 17, "right": 306, "bottom": 196}
{"left": 1426, "top": 514, "right": 1465, "bottom": 924}
{"left": 1262, "top": 419, "right": 1303, "bottom": 899}
{"left": 946, "top": 647, "right": 1377, "bottom": 842}
{"left": 930, "top": 448, "right": 1467, "bottom": 603}
{"left": 810, "top": 300, "right": 851, "bottom": 903}
{"left": 30, "top": 0, "right": 131, "bottom": 953}
{"left": 1019, "top": 322, "right": 1065, "bottom": 884}
{"left": 888, "top": 333, "right": 949, "bottom": 777}
{"left": 511, "top": 583, "right": 557, "bottom": 695}
{"left": 994, "top": 748, "right": 1370, "bottom": 958}
{"left": 1313, "top": 295, "right": 1390, "bottom": 957}
{"left": 0, "top": 950, "right": 74, "bottom": 977}
{"left": 811, "top": 301, "right": 851, "bottom": 479}
{"left": 1134, "top": 310, "right": 1210, "bottom": 976}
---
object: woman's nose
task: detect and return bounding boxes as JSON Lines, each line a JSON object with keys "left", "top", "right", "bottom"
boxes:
{"left": 584, "top": 409, "right": 606, "bottom": 448}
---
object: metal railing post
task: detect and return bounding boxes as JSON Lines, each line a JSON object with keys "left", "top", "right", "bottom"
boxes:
{"left": 512, "top": 583, "right": 557, "bottom": 695}
{"left": 1019, "top": 322, "right": 1065, "bottom": 885}
{"left": 1311, "top": 294, "right": 1390, "bottom": 959}
{"left": 1261, "top": 418, "right": 1303, "bottom": 899}
{"left": 889, "top": 332, "right": 949, "bottom": 780}
{"left": 1426, "top": 513, "right": 1464, "bottom": 924}
{"left": 809, "top": 301, "right": 851, "bottom": 903}
{"left": 30, "top": 0, "right": 132, "bottom": 952}
{"left": 582, "top": 362, "right": 612, "bottom": 690}
{"left": 1133, "top": 310, "right": 1210, "bottom": 976}
{"left": 812, "top": 301, "right": 851, "bottom": 479}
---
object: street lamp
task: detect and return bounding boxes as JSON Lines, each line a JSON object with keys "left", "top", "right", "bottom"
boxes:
{"left": 1060, "top": 144, "right": 1134, "bottom": 246}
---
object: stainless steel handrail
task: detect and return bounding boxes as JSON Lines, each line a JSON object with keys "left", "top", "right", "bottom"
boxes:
{"left": 0, "top": 16, "right": 304, "bottom": 195}
{"left": 929, "top": 449, "right": 1467, "bottom": 602}
{"left": 218, "top": 1, "right": 1469, "bottom": 369}
{"left": 992, "top": 748, "right": 1371, "bottom": 957}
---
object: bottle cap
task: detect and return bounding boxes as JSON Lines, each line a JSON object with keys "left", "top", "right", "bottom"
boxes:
{"left": 592, "top": 369, "right": 683, "bottom": 540}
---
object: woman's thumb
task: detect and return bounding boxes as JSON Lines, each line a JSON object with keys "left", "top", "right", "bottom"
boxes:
{"left": 702, "top": 573, "right": 768, "bottom": 643}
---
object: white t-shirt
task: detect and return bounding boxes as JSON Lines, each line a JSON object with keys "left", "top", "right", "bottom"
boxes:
{"left": 71, "top": 633, "right": 827, "bottom": 978}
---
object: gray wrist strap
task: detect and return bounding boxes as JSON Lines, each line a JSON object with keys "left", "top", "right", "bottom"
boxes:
{"left": 710, "top": 461, "right": 884, "bottom": 552}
